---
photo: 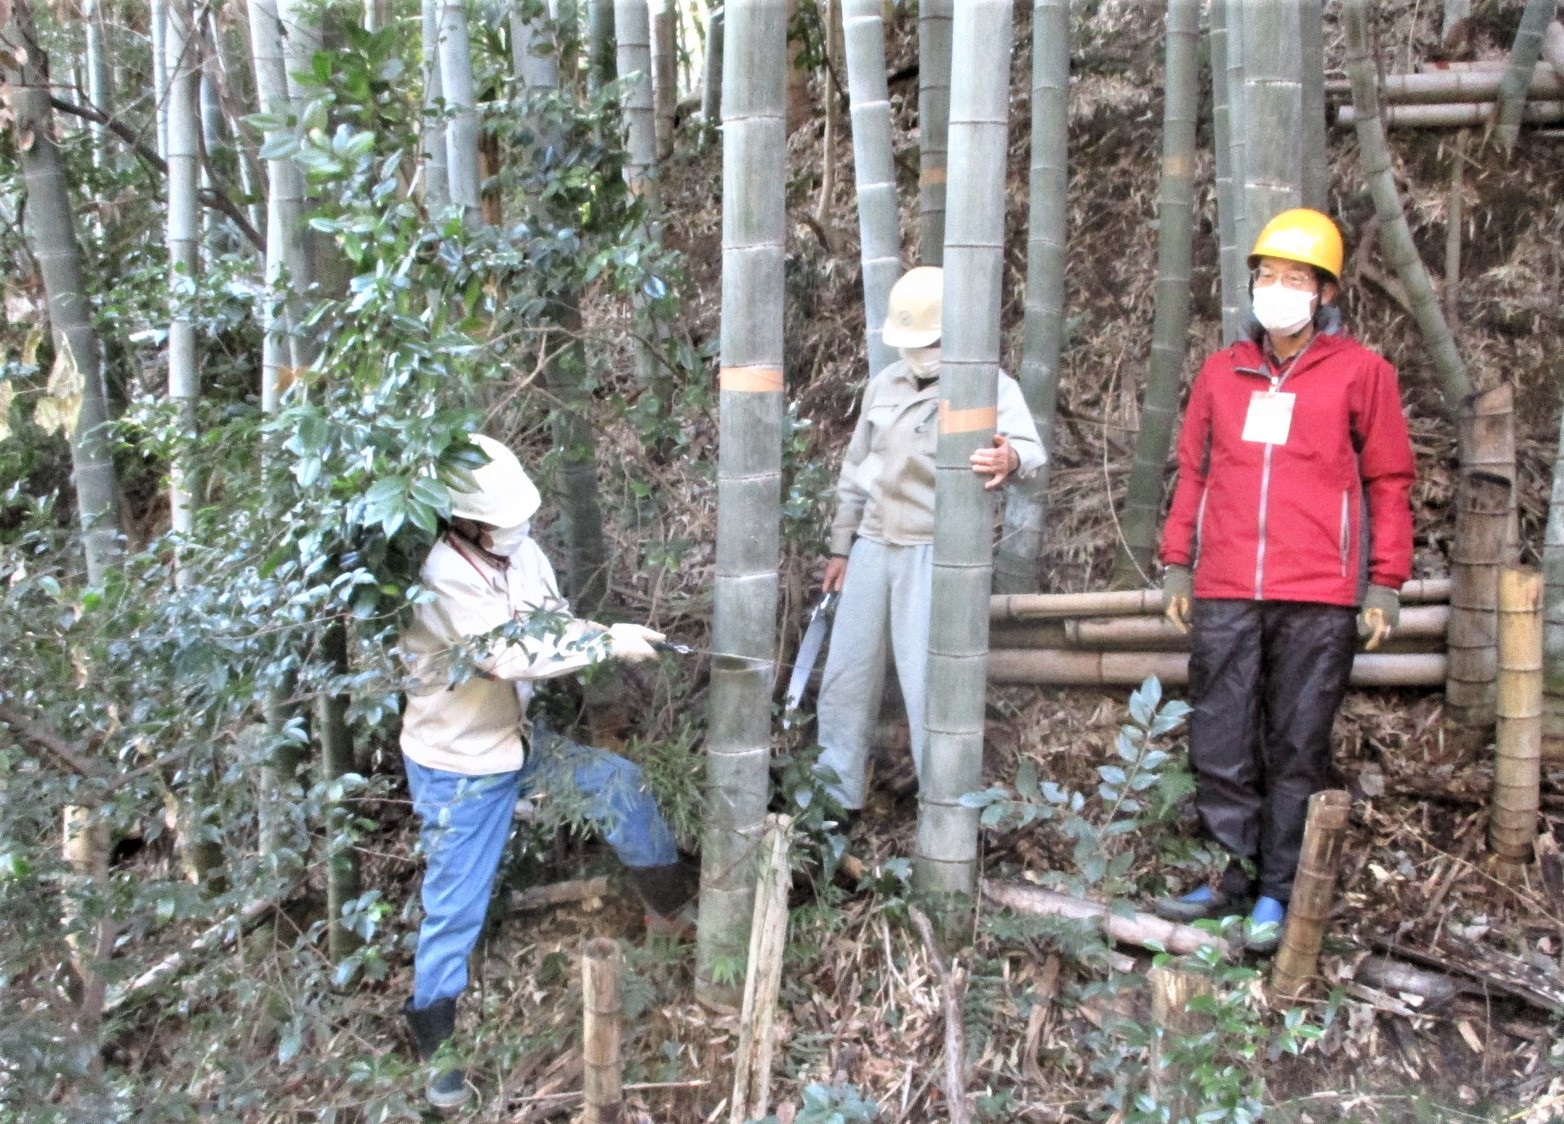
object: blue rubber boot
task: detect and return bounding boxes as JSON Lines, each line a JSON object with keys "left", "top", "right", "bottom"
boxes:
{"left": 1151, "top": 884, "right": 1250, "bottom": 923}
{"left": 1244, "top": 896, "right": 1286, "bottom": 953}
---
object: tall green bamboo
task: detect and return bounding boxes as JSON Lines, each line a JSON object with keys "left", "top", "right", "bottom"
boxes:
{"left": 1109, "top": 0, "right": 1199, "bottom": 589}
{"left": 512, "top": 3, "right": 612, "bottom": 613}
{"left": 614, "top": 0, "right": 659, "bottom": 209}
{"left": 992, "top": 0, "right": 1067, "bottom": 594}
{"left": 701, "top": 6, "right": 724, "bottom": 124}
{"left": 1343, "top": 0, "right": 1472, "bottom": 416}
{"left": 2, "top": 3, "right": 124, "bottom": 582}
{"left": 842, "top": 0, "right": 899, "bottom": 379}
{"left": 696, "top": 0, "right": 786, "bottom": 1000}
{"left": 83, "top": 0, "right": 112, "bottom": 167}
{"left": 1493, "top": 0, "right": 1555, "bottom": 155}
{"left": 588, "top": 0, "right": 617, "bottom": 90}
{"left": 916, "top": 0, "right": 951, "bottom": 266}
{"left": 167, "top": 0, "right": 201, "bottom": 539}
{"left": 1221, "top": 0, "right": 1247, "bottom": 322}
{"left": 151, "top": 1, "right": 170, "bottom": 158}
{"left": 1210, "top": 0, "right": 1242, "bottom": 342}
{"left": 1236, "top": 0, "right": 1325, "bottom": 253}
{"left": 437, "top": 0, "right": 482, "bottom": 223}
{"left": 650, "top": 0, "right": 677, "bottom": 160}
{"left": 421, "top": 0, "right": 449, "bottom": 209}
{"left": 913, "top": 0, "right": 1012, "bottom": 910}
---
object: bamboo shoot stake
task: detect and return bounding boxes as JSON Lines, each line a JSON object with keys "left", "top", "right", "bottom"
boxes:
{"left": 1271, "top": 789, "right": 1351, "bottom": 1001}
{"left": 582, "top": 938, "right": 624, "bottom": 1124}
{"left": 1148, "top": 964, "right": 1213, "bottom": 1111}
{"left": 841, "top": 0, "right": 900, "bottom": 379}
{"left": 1337, "top": 100, "right": 1564, "bottom": 129}
{"left": 981, "top": 881, "right": 1234, "bottom": 959}
{"left": 729, "top": 815, "right": 792, "bottom": 1124}
{"left": 987, "top": 650, "right": 1447, "bottom": 689}
{"left": 1490, "top": 566, "right": 1542, "bottom": 880}
{"left": 1447, "top": 470, "right": 1513, "bottom": 732}
{"left": 1324, "top": 65, "right": 1563, "bottom": 103}
{"left": 1342, "top": 0, "right": 1473, "bottom": 416}
{"left": 1493, "top": 0, "right": 1556, "bottom": 155}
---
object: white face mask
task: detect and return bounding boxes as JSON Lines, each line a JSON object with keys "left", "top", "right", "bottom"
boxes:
{"left": 1250, "top": 283, "right": 1316, "bottom": 337}
{"left": 484, "top": 522, "right": 531, "bottom": 558}
{"left": 901, "top": 346, "right": 941, "bottom": 379}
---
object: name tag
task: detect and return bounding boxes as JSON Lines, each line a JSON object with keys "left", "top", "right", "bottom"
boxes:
{"left": 1241, "top": 390, "right": 1296, "bottom": 446}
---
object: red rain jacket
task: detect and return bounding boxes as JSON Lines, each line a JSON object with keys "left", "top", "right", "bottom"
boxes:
{"left": 1159, "top": 331, "right": 1415, "bottom": 607}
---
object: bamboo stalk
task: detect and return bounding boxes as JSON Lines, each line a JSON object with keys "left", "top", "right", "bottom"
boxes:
{"left": 582, "top": 937, "right": 624, "bottom": 1124}
{"left": 1210, "top": 0, "right": 1242, "bottom": 341}
{"left": 650, "top": 0, "right": 678, "bottom": 161}
{"left": 1490, "top": 566, "right": 1542, "bottom": 879}
{"left": 841, "top": 0, "right": 900, "bottom": 379}
{"left": 1459, "top": 382, "right": 1519, "bottom": 559}
{"left": 1493, "top": 0, "right": 1556, "bottom": 154}
{"left": 1447, "top": 469, "right": 1513, "bottom": 732}
{"left": 986, "top": 649, "right": 1447, "bottom": 689}
{"left": 615, "top": 0, "right": 658, "bottom": 207}
{"left": 1271, "top": 789, "right": 1351, "bottom": 1001}
{"left": 1324, "top": 65, "right": 1562, "bottom": 103}
{"left": 1055, "top": 605, "right": 1449, "bottom": 649}
{"left": 981, "top": 881, "right": 1234, "bottom": 959}
{"left": 1342, "top": 0, "right": 1473, "bottom": 416}
{"left": 1337, "top": 100, "right": 1564, "bottom": 129}
{"left": 700, "top": 6, "right": 724, "bottom": 125}
{"left": 916, "top": 0, "right": 952, "bottom": 265}
{"left": 729, "top": 815, "right": 792, "bottom": 1124}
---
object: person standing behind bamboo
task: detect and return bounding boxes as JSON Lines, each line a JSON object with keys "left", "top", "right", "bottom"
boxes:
{"left": 814, "top": 266, "right": 1046, "bottom": 813}
{"left": 1151, "top": 209, "right": 1416, "bottom": 952}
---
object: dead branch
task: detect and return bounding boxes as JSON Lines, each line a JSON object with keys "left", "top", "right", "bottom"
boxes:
{"left": 908, "top": 906, "right": 972, "bottom": 1124}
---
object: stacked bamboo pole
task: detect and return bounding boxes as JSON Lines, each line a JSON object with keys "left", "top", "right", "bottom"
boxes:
{"left": 1271, "top": 789, "right": 1351, "bottom": 1001}
{"left": 985, "top": 581, "right": 1451, "bottom": 689}
{"left": 582, "top": 938, "right": 624, "bottom": 1124}
{"left": 1491, "top": 567, "right": 1543, "bottom": 882}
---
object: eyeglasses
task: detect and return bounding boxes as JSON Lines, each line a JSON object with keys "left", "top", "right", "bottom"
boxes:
{"left": 1252, "top": 265, "right": 1317, "bottom": 291}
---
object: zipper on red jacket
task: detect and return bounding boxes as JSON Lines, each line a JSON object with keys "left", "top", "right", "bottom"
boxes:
{"left": 1238, "top": 336, "right": 1316, "bottom": 599}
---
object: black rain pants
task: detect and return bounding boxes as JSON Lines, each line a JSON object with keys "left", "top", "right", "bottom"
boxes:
{"left": 1187, "top": 598, "right": 1357, "bottom": 903}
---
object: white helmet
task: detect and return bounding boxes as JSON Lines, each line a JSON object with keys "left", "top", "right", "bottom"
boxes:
{"left": 448, "top": 434, "right": 540, "bottom": 528}
{"left": 882, "top": 266, "right": 943, "bottom": 349}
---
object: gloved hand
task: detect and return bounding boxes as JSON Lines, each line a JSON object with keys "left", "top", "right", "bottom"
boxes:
{"left": 1358, "top": 584, "right": 1400, "bottom": 651}
{"left": 1163, "top": 565, "right": 1193, "bottom": 635}
{"left": 606, "top": 622, "right": 665, "bottom": 662}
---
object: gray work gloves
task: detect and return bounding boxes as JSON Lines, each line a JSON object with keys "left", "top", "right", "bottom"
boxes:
{"left": 1163, "top": 565, "right": 1193, "bottom": 635}
{"left": 1358, "top": 584, "right": 1400, "bottom": 651}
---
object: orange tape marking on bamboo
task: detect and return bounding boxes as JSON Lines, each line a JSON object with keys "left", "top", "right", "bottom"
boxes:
{"left": 938, "top": 402, "right": 997, "bottom": 434}
{"left": 719, "top": 366, "right": 784, "bottom": 393}
{"left": 920, "top": 167, "right": 947, "bottom": 186}
{"left": 1162, "top": 153, "right": 1193, "bottom": 177}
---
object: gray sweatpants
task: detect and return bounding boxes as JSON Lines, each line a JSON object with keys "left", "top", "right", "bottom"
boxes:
{"left": 815, "top": 537, "right": 932, "bottom": 809}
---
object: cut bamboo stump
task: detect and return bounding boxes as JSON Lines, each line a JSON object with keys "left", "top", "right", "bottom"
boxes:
{"left": 1446, "top": 470, "right": 1514, "bottom": 733}
{"left": 728, "top": 814, "right": 792, "bottom": 1124}
{"left": 1491, "top": 567, "right": 1543, "bottom": 881}
{"left": 1148, "top": 964, "right": 1213, "bottom": 1112}
{"left": 1460, "top": 383, "right": 1519, "bottom": 558}
{"left": 987, "top": 650, "right": 1446, "bottom": 688}
{"left": 980, "top": 881, "right": 1233, "bottom": 958}
{"left": 1271, "top": 789, "right": 1351, "bottom": 1001}
{"left": 582, "top": 937, "right": 624, "bottom": 1124}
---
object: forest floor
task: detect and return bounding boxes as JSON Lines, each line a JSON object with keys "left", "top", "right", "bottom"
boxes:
{"left": 106, "top": 3, "right": 1564, "bottom": 1121}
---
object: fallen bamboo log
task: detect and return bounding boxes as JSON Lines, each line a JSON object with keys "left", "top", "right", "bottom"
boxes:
{"left": 1491, "top": 566, "right": 1543, "bottom": 880}
{"left": 581, "top": 938, "right": 624, "bottom": 1124}
{"left": 1271, "top": 790, "right": 1351, "bottom": 1001}
{"left": 510, "top": 876, "right": 611, "bottom": 913}
{"left": 1337, "top": 100, "right": 1564, "bottom": 128}
{"left": 1325, "top": 64, "right": 1561, "bottom": 102}
{"left": 1056, "top": 605, "right": 1449, "bottom": 649}
{"left": 990, "top": 578, "right": 1449, "bottom": 622}
{"left": 986, "top": 650, "right": 1446, "bottom": 688}
{"left": 980, "top": 880, "right": 1233, "bottom": 958}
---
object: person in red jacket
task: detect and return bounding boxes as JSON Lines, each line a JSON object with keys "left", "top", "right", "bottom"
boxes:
{"left": 1151, "top": 208, "right": 1415, "bottom": 951}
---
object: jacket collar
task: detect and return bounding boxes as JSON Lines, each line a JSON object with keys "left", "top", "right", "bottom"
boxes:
{"left": 1229, "top": 329, "right": 1352, "bottom": 382}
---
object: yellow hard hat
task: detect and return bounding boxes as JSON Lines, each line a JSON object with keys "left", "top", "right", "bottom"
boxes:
{"left": 1247, "top": 208, "right": 1344, "bottom": 281}
{"left": 882, "top": 266, "right": 943, "bottom": 349}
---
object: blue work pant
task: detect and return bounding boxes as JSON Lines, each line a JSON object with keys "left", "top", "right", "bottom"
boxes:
{"left": 404, "top": 727, "right": 678, "bottom": 1009}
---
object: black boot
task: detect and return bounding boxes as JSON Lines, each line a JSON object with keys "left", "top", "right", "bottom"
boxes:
{"left": 630, "top": 857, "right": 698, "bottom": 928}
{"left": 402, "top": 997, "right": 471, "bottom": 1111}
